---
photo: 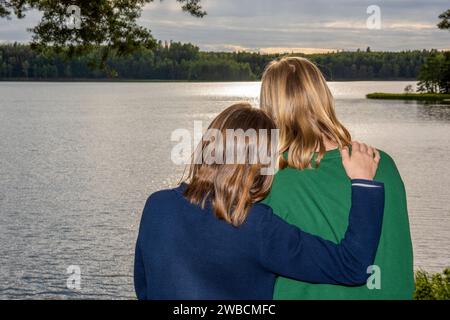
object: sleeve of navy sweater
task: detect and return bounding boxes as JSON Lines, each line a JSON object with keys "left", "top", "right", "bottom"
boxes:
{"left": 134, "top": 197, "right": 151, "bottom": 300}
{"left": 259, "top": 179, "right": 385, "bottom": 285}
{"left": 134, "top": 240, "right": 147, "bottom": 299}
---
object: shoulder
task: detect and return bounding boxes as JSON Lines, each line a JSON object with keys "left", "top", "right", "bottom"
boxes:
{"left": 378, "top": 150, "right": 397, "bottom": 168}
{"left": 273, "top": 167, "right": 299, "bottom": 180}
{"left": 377, "top": 150, "right": 402, "bottom": 177}
{"left": 267, "top": 167, "right": 301, "bottom": 195}
{"left": 142, "top": 187, "right": 183, "bottom": 216}
{"left": 246, "top": 203, "right": 299, "bottom": 244}
{"left": 145, "top": 188, "right": 176, "bottom": 205}
{"left": 245, "top": 202, "right": 288, "bottom": 230}
{"left": 245, "top": 203, "right": 273, "bottom": 225}
{"left": 375, "top": 150, "right": 406, "bottom": 191}
{"left": 139, "top": 187, "right": 185, "bottom": 230}
{"left": 253, "top": 202, "right": 273, "bottom": 213}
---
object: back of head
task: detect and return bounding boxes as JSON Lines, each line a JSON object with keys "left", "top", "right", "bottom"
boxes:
{"left": 260, "top": 56, "right": 351, "bottom": 169}
{"left": 183, "top": 102, "right": 277, "bottom": 227}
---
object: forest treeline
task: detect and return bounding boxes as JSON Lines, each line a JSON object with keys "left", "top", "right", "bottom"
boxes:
{"left": 0, "top": 42, "right": 436, "bottom": 81}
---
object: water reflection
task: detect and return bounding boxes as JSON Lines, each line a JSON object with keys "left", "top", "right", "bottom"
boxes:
{"left": 417, "top": 103, "right": 450, "bottom": 122}
{"left": 0, "top": 81, "right": 448, "bottom": 299}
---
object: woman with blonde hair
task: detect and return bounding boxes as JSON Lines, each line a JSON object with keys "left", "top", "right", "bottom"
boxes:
{"left": 260, "top": 57, "right": 414, "bottom": 300}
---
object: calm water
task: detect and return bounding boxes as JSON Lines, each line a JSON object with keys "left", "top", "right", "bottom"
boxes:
{"left": 0, "top": 81, "right": 449, "bottom": 299}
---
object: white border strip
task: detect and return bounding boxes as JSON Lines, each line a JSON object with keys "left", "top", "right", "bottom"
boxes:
{"left": 352, "top": 183, "right": 382, "bottom": 188}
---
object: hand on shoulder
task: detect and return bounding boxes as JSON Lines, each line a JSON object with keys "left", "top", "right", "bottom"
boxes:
{"left": 340, "top": 141, "right": 381, "bottom": 180}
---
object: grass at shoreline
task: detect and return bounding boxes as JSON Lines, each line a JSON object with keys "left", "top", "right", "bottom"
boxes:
{"left": 414, "top": 268, "right": 450, "bottom": 300}
{"left": 367, "top": 92, "right": 450, "bottom": 102}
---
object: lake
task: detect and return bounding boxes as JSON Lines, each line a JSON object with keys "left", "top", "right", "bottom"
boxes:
{"left": 0, "top": 81, "right": 449, "bottom": 299}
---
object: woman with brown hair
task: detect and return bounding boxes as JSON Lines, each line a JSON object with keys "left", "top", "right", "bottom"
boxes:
{"left": 260, "top": 57, "right": 414, "bottom": 299}
{"left": 134, "top": 102, "right": 385, "bottom": 300}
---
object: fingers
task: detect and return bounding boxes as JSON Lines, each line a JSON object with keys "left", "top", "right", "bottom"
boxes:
{"left": 340, "top": 146, "right": 350, "bottom": 162}
{"left": 359, "top": 143, "right": 368, "bottom": 154}
{"left": 351, "top": 141, "right": 378, "bottom": 158}
{"left": 344, "top": 141, "right": 381, "bottom": 180}
{"left": 374, "top": 149, "right": 381, "bottom": 163}
{"left": 351, "top": 141, "right": 360, "bottom": 152}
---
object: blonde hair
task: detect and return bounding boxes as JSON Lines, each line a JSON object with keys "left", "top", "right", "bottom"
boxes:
{"left": 260, "top": 56, "right": 351, "bottom": 169}
{"left": 183, "top": 103, "right": 276, "bottom": 227}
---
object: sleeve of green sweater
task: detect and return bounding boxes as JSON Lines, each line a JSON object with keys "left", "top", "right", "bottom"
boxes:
{"left": 376, "top": 151, "right": 415, "bottom": 298}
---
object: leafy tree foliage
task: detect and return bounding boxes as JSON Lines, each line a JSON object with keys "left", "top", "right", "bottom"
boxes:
{"left": 414, "top": 268, "right": 450, "bottom": 300}
{"left": 438, "top": 9, "right": 450, "bottom": 30}
{"left": 417, "top": 51, "right": 450, "bottom": 94}
{"left": 416, "top": 9, "right": 450, "bottom": 94}
{"left": 0, "top": 42, "right": 432, "bottom": 81}
{"left": 0, "top": 0, "right": 205, "bottom": 65}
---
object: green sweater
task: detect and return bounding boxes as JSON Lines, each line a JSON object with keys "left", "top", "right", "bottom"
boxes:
{"left": 263, "top": 149, "right": 414, "bottom": 300}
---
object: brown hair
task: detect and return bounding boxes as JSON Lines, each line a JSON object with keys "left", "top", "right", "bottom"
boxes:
{"left": 260, "top": 56, "right": 351, "bottom": 169}
{"left": 183, "top": 103, "right": 277, "bottom": 227}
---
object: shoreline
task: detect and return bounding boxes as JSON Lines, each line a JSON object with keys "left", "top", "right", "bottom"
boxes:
{"left": 366, "top": 92, "right": 450, "bottom": 102}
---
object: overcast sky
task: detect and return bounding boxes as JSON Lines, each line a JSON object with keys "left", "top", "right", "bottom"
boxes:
{"left": 0, "top": 0, "right": 448, "bottom": 52}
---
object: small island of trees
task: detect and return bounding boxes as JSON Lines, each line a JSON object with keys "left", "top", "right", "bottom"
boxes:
{"left": 367, "top": 9, "right": 450, "bottom": 101}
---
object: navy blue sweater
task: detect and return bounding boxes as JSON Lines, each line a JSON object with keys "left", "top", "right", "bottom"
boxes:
{"left": 134, "top": 179, "right": 384, "bottom": 300}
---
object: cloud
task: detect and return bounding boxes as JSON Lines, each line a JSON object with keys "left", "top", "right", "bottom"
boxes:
{"left": 0, "top": 0, "right": 448, "bottom": 51}
{"left": 141, "top": 0, "right": 449, "bottom": 51}
{"left": 0, "top": 10, "right": 41, "bottom": 43}
{"left": 259, "top": 47, "right": 337, "bottom": 54}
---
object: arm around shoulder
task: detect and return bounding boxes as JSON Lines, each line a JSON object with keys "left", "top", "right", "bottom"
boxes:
{"left": 258, "top": 180, "right": 385, "bottom": 286}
